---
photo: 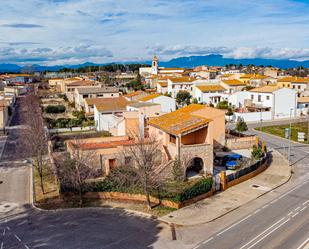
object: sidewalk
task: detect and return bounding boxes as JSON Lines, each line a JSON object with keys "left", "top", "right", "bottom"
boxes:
{"left": 160, "top": 150, "right": 291, "bottom": 226}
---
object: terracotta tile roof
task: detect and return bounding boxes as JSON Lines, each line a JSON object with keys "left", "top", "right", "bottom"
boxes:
{"left": 77, "top": 87, "right": 118, "bottom": 94}
{"left": 222, "top": 79, "right": 246, "bottom": 86}
{"left": 168, "top": 76, "right": 196, "bottom": 83}
{"left": 158, "top": 82, "right": 168, "bottom": 87}
{"left": 71, "top": 138, "right": 137, "bottom": 150}
{"left": 66, "top": 80, "right": 99, "bottom": 87}
{"left": 240, "top": 74, "right": 255, "bottom": 79}
{"left": 138, "top": 93, "right": 161, "bottom": 101}
{"left": 297, "top": 97, "right": 309, "bottom": 103}
{"left": 249, "top": 85, "right": 280, "bottom": 93}
{"left": 251, "top": 75, "right": 269, "bottom": 80}
{"left": 94, "top": 96, "right": 129, "bottom": 112}
{"left": 196, "top": 85, "right": 226, "bottom": 92}
{"left": 148, "top": 104, "right": 212, "bottom": 135}
{"left": 124, "top": 90, "right": 144, "bottom": 98}
{"left": 278, "top": 77, "right": 309, "bottom": 83}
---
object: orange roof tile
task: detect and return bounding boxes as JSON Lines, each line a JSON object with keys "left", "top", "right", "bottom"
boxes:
{"left": 148, "top": 104, "right": 211, "bottom": 135}
{"left": 196, "top": 85, "right": 226, "bottom": 92}
{"left": 94, "top": 97, "right": 129, "bottom": 112}
{"left": 249, "top": 85, "right": 280, "bottom": 93}
{"left": 222, "top": 79, "right": 246, "bottom": 86}
{"left": 168, "top": 76, "right": 196, "bottom": 83}
{"left": 138, "top": 93, "right": 161, "bottom": 101}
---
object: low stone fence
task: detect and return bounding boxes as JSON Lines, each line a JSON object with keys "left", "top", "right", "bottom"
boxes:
{"left": 61, "top": 189, "right": 214, "bottom": 209}
{"left": 225, "top": 135, "right": 256, "bottom": 150}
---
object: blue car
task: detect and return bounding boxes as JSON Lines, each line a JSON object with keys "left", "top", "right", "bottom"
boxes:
{"left": 215, "top": 152, "right": 242, "bottom": 169}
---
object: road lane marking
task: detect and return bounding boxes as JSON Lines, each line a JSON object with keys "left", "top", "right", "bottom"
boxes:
{"left": 287, "top": 211, "right": 293, "bottom": 216}
{"left": 300, "top": 206, "right": 307, "bottom": 212}
{"left": 239, "top": 217, "right": 286, "bottom": 249}
{"left": 202, "top": 237, "right": 213, "bottom": 244}
{"left": 0, "top": 242, "right": 3, "bottom": 249}
{"left": 24, "top": 245, "right": 30, "bottom": 249}
{"left": 295, "top": 206, "right": 301, "bottom": 211}
{"left": 254, "top": 209, "right": 261, "bottom": 214}
{"left": 292, "top": 212, "right": 299, "bottom": 218}
{"left": 2, "top": 229, "right": 5, "bottom": 236}
{"left": 302, "top": 200, "right": 309, "bottom": 205}
{"left": 14, "top": 234, "right": 21, "bottom": 242}
{"left": 243, "top": 218, "right": 290, "bottom": 249}
{"left": 216, "top": 215, "right": 252, "bottom": 236}
{"left": 5, "top": 227, "right": 9, "bottom": 231}
{"left": 270, "top": 199, "right": 278, "bottom": 204}
{"left": 296, "top": 237, "right": 309, "bottom": 249}
{"left": 262, "top": 204, "right": 269, "bottom": 209}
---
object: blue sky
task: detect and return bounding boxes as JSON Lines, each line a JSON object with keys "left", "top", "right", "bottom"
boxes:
{"left": 0, "top": 0, "right": 308, "bottom": 65}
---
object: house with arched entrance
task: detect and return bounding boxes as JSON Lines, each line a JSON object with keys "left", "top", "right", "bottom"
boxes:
{"left": 148, "top": 104, "right": 225, "bottom": 176}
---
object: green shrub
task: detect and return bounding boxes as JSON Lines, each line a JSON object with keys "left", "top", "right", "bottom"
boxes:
{"left": 45, "top": 105, "right": 66, "bottom": 113}
{"left": 251, "top": 145, "right": 263, "bottom": 160}
{"left": 235, "top": 117, "right": 248, "bottom": 132}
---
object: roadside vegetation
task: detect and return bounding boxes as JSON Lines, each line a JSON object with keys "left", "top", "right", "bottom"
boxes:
{"left": 256, "top": 122, "right": 308, "bottom": 143}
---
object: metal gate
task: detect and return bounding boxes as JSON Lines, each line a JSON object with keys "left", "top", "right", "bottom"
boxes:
{"left": 214, "top": 174, "right": 221, "bottom": 192}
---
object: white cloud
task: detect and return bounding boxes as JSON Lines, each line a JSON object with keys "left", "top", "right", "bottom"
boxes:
{"left": 0, "top": 0, "right": 308, "bottom": 64}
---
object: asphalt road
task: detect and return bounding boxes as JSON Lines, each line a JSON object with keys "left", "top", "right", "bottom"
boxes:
{"left": 192, "top": 178, "right": 309, "bottom": 249}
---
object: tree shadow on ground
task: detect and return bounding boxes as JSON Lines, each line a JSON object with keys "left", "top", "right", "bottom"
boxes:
{"left": 1, "top": 203, "right": 164, "bottom": 249}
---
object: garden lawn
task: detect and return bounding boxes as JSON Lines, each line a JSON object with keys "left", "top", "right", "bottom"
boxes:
{"left": 256, "top": 122, "right": 309, "bottom": 143}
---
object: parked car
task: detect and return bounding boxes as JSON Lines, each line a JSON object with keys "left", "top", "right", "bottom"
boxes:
{"left": 214, "top": 152, "right": 242, "bottom": 169}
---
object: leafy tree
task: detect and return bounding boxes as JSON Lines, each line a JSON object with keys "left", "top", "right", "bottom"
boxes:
{"left": 45, "top": 105, "right": 66, "bottom": 114}
{"left": 235, "top": 117, "right": 248, "bottom": 132}
{"left": 192, "top": 98, "right": 198, "bottom": 104}
{"left": 216, "top": 100, "right": 229, "bottom": 110}
{"left": 226, "top": 107, "right": 234, "bottom": 116}
{"left": 176, "top": 91, "right": 192, "bottom": 106}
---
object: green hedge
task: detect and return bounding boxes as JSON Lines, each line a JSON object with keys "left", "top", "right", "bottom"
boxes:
{"left": 45, "top": 105, "right": 66, "bottom": 113}
{"left": 62, "top": 177, "right": 213, "bottom": 204}
{"left": 166, "top": 178, "right": 213, "bottom": 203}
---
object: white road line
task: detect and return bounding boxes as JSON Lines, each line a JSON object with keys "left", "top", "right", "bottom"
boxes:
{"left": 302, "top": 200, "right": 309, "bottom": 205}
{"left": 295, "top": 206, "right": 301, "bottom": 211}
{"left": 14, "top": 234, "right": 21, "bottom": 242}
{"left": 216, "top": 215, "right": 252, "bottom": 236}
{"left": 244, "top": 218, "right": 290, "bottom": 249}
{"left": 300, "top": 206, "right": 307, "bottom": 212}
{"left": 5, "top": 227, "right": 9, "bottom": 231}
{"left": 296, "top": 237, "right": 309, "bottom": 249}
{"left": 192, "top": 245, "right": 200, "bottom": 249}
{"left": 292, "top": 212, "right": 299, "bottom": 218}
{"left": 262, "top": 204, "right": 269, "bottom": 209}
{"left": 202, "top": 237, "right": 213, "bottom": 244}
{"left": 0, "top": 242, "right": 3, "bottom": 249}
{"left": 2, "top": 229, "right": 5, "bottom": 236}
{"left": 287, "top": 211, "right": 293, "bottom": 216}
{"left": 24, "top": 244, "right": 30, "bottom": 249}
{"left": 254, "top": 209, "right": 261, "bottom": 214}
{"left": 239, "top": 217, "right": 286, "bottom": 249}
{"left": 270, "top": 199, "right": 278, "bottom": 204}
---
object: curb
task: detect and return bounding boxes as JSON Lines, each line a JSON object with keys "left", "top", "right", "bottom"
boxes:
{"left": 252, "top": 127, "right": 309, "bottom": 147}
{"left": 159, "top": 150, "right": 292, "bottom": 227}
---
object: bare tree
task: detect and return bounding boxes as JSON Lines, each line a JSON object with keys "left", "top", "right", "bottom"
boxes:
{"left": 56, "top": 139, "right": 99, "bottom": 206}
{"left": 21, "top": 94, "right": 48, "bottom": 194}
{"left": 120, "top": 133, "right": 165, "bottom": 210}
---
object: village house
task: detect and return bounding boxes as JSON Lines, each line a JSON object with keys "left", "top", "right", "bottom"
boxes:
{"left": 192, "top": 84, "right": 228, "bottom": 105}
{"left": 220, "top": 79, "right": 246, "bottom": 94}
{"left": 64, "top": 80, "right": 101, "bottom": 102}
{"left": 123, "top": 90, "right": 149, "bottom": 101}
{"left": 148, "top": 104, "right": 226, "bottom": 176}
{"left": 167, "top": 76, "right": 196, "bottom": 98}
{"left": 138, "top": 93, "right": 176, "bottom": 113}
{"left": 230, "top": 86, "right": 297, "bottom": 122}
{"left": 74, "top": 87, "right": 120, "bottom": 111}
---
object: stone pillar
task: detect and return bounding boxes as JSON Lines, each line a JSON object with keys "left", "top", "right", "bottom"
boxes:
{"left": 220, "top": 171, "right": 227, "bottom": 190}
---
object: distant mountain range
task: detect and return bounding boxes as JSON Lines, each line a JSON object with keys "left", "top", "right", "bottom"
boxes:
{"left": 1, "top": 54, "right": 309, "bottom": 73}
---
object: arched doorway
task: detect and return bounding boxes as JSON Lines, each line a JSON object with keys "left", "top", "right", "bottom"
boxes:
{"left": 186, "top": 157, "right": 204, "bottom": 178}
